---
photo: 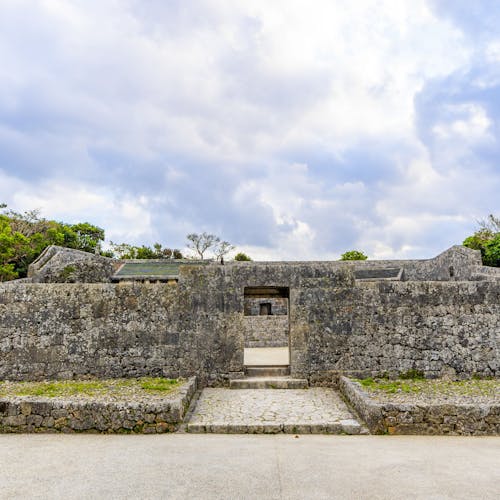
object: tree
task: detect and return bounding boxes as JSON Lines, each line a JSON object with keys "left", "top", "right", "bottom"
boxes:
{"left": 478, "top": 214, "right": 500, "bottom": 233}
{"left": 69, "top": 222, "right": 105, "bottom": 254}
{"left": 214, "top": 240, "right": 235, "bottom": 262}
{"left": 186, "top": 232, "right": 220, "bottom": 259}
{"left": 463, "top": 214, "right": 500, "bottom": 267}
{"left": 483, "top": 234, "right": 500, "bottom": 267}
{"left": 0, "top": 216, "right": 29, "bottom": 281}
{"left": 234, "top": 252, "right": 252, "bottom": 261}
{"left": 0, "top": 204, "right": 106, "bottom": 280}
{"left": 109, "top": 242, "right": 183, "bottom": 260}
{"left": 340, "top": 250, "right": 368, "bottom": 261}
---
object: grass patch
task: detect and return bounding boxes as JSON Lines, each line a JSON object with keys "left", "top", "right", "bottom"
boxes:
{"left": 139, "top": 377, "right": 180, "bottom": 392}
{"left": 359, "top": 378, "right": 416, "bottom": 394}
{"left": 355, "top": 377, "right": 499, "bottom": 397}
{"left": 0, "top": 378, "right": 182, "bottom": 398}
{"left": 59, "top": 265, "right": 76, "bottom": 280}
{"left": 399, "top": 369, "right": 425, "bottom": 380}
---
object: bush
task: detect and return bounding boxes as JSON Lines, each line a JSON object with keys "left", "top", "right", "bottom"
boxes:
{"left": 340, "top": 250, "right": 368, "bottom": 261}
{"left": 234, "top": 252, "right": 252, "bottom": 261}
{"left": 463, "top": 215, "right": 500, "bottom": 267}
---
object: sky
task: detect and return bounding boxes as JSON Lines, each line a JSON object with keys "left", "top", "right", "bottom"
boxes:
{"left": 0, "top": 0, "right": 499, "bottom": 260}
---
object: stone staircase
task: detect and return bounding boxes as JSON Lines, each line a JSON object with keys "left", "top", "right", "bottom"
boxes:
{"left": 229, "top": 366, "right": 308, "bottom": 389}
{"left": 185, "top": 366, "right": 367, "bottom": 434}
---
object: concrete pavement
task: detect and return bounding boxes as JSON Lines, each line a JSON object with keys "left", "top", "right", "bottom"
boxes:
{"left": 0, "top": 434, "right": 498, "bottom": 499}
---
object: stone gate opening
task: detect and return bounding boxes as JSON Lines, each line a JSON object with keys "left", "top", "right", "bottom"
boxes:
{"left": 243, "top": 287, "right": 290, "bottom": 367}
{"left": 243, "top": 287, "right": 289, "bottom": 316}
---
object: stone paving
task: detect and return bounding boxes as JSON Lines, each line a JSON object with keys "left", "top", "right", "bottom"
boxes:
{"left": 187, "top": 388, "right": 366, "bottom": 434}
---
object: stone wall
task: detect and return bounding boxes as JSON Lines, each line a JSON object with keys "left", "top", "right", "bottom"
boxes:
{"left": 1, "top": 258, "right": 499, "bottom": 384}
{"left": 339, "top": 377, "right": 499, "bottom": 435}
{"left": 0, "top": 377, "right": 196, "bottom": 433}
{"left": 28, "top": 246, "right": 117, "bottom": 283}
{"left": 292, "top": 280, "right": 499, "bottom": 379}
{"left": 244, "top": 297, "right": 288, "bottom": 316}
{"left": 0, "top": 279, "right": 244, "bottom": 384}
{"left": 243, "top": 316, "right": 289, "bottom": 348}
{"left": 26, "top": 245, "right": 488, "bottom": 284}
{"left": 224, "top": 245, "right": 484, "bottom": 283}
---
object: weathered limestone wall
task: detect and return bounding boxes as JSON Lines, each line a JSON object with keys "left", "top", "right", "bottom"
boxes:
{"left": 28, "top": 246, "right": 117, "bottom": 283}
{"left": 292, "top": 280, "right": 499, "bottom": 379}
{"left": 339, "top": 377, "right": 499, "bottom": 435}
{"left": 25, "top": 244, "right": 487, "bottom": 284}
{"left": 226, "top": 245, "right": 484, "bottom": 283}
{"left": 1, "top": 259, "right": 499, "bottom": 384}
{"left": 244, "top": 297, "right": 288, "bottom": 316}
{"left": 0, "top": 377, "right": 196, "bottom": 433}
{"left": 0, "top": 279, "right": 244, "bottom": 384}
{"left": 243, "top": 316, "right": 289, "bottom": 348}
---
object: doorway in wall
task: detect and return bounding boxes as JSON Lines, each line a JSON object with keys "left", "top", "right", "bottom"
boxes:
{"left": 243, "top": 287, "right": 290, "bottom": 367}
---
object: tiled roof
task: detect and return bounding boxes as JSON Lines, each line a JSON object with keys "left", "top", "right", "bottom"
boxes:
{"left": 113, "top": 260, "right": 208, "bottom": 280}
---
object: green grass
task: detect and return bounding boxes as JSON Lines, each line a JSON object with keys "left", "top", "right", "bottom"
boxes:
{"left": 139, "top": 377, "right": 180, "bottom": 392}
{"left": 0, "top": 378, "right": 183, "bottom": 398}
{"left": 59, "top": 265, "right": 76, "bottom": 280}
{"left": 356, "top": 377, "right": 499, "bottom": 397}
{"left": 358, "top": 377, "right": 417, "bottom": 394}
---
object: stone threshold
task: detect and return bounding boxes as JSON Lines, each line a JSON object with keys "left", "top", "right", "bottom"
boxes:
{"left": 187, "top": 420, "right": 363, "bottom": 434}
{"left": 230, "top": 377, "right": 308, "bottom": 389}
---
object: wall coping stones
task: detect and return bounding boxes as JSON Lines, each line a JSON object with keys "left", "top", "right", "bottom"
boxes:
{"left": 339, "top": 376, "right": 499, "bottom": 436}
{"left": 0, "top": 377, "right": 197, "bottom": 434}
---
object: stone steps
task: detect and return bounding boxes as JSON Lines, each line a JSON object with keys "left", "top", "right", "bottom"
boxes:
{"left": 245, "top": 366, "right": 290, "bottom": 377}
{"left": 187, "top": 420, "right": 364, "bottom": 434}
{"left": 230, "top": 377, "right": 308, "bottom": 389}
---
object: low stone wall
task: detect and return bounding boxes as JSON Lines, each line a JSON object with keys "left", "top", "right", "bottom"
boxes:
{"left": 339, "top": 377, "right": 499, "bottom": 435}
{"left": 243, "top": 316, "right": 289, "bottom": 348}
{"left": 0, "top": 377, "right": 196, "bottom": 434}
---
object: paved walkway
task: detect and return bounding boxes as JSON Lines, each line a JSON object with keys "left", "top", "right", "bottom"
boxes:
{"left": 187, "top": 388, "right": 365, "bottom": 434}
{"left": 0, "top": 434, "right": 498, "bottom": 499}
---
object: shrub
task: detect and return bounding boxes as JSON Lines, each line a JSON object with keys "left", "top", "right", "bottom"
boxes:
{"left": 340, "top": 250, "right": 368, "bottom": 261}
{"left": 234, "top": 252, "right": 252, "bottom": 261}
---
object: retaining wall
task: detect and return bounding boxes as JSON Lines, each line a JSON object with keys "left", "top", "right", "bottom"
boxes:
{"left": 339, "top": 377, "right": 499, "bottom": 435}
{"left": 0, "top": 377, "right": 196, "bottom": 434}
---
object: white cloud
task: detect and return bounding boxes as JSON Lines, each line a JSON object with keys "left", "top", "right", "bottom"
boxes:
{"left": 0, "top": 172, "right": 154, "bottom": 244}
{"left": 0, "top": 0, "right": 498, "bottom": 260}
{"left": 432, "top": 103, "right": 492, "bottom": 143}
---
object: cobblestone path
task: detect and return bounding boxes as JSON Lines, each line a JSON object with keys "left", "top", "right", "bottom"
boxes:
{"left": 186, "top": 388, "right": 366, "bottom": 434}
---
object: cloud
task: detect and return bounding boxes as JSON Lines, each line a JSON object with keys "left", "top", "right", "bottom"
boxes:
{"left": 0, "top": 0, "right": 498, "bottom": 260}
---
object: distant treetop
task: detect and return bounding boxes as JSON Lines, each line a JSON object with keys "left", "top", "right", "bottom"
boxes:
{"left": 340, "top": 250, "right": 368, "bottom": 261}
{"left": 0, "top": 204, "right": 105, "bottom": 281}
{"left": 234, "top": 252, "right": 252, "bottom": 261}
{"left": 463, "top": 214, "right": 499, "bottom": 267}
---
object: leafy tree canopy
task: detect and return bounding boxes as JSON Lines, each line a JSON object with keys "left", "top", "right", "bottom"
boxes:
{"left": 234, "top": 252, "right": 252, "bottom": 261}
{"left": 109, "top": 242, "right": 182, "bottom": 260}
{"left": 0, "top": 205, "right": 105, "bottom": 281}
{"left": 340, "top": 250, "right": 368, "bottom": 261}
{"left": 463, "top": 214, "right": 500, "bottom": 267}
